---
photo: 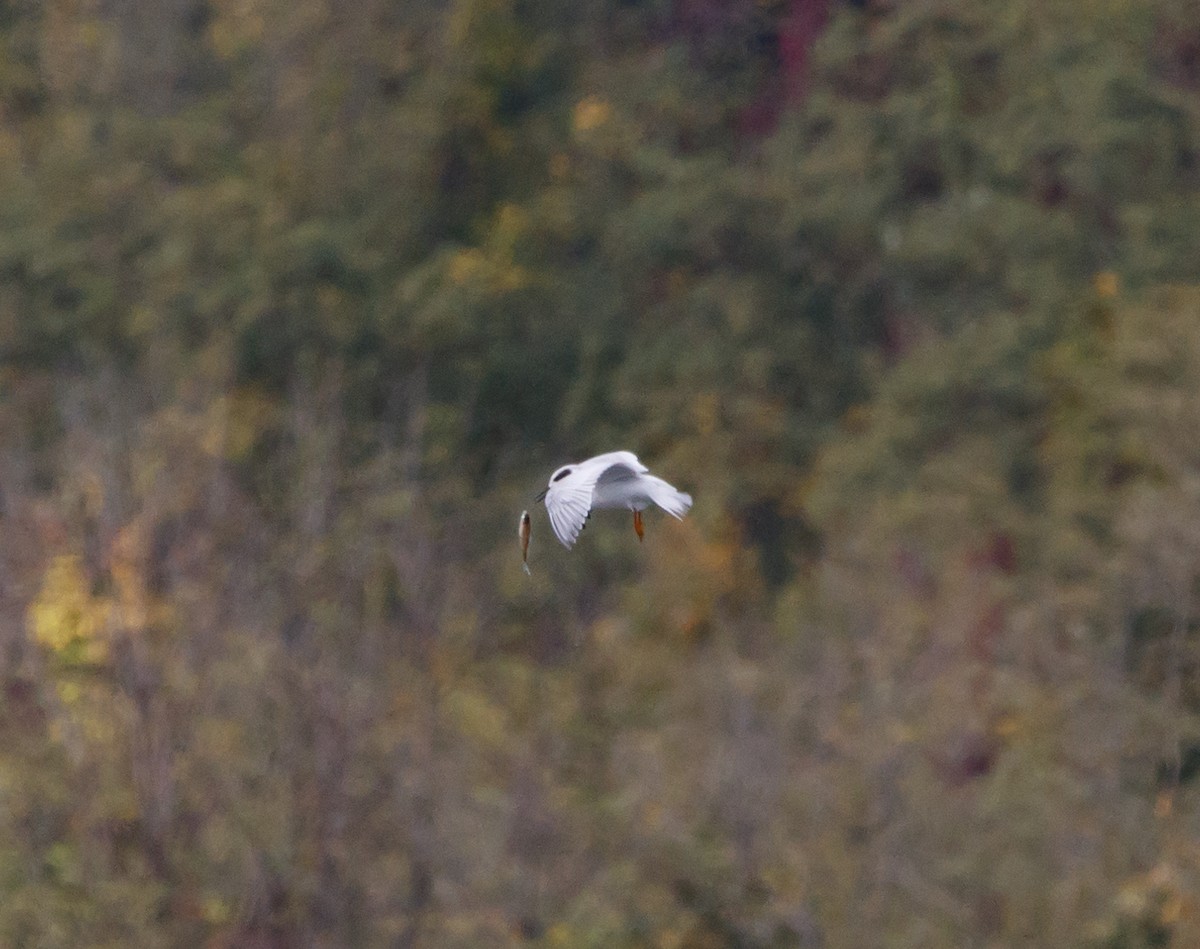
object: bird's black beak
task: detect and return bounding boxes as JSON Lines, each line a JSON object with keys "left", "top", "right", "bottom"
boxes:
{"left": 534, "top": 488, "right": 548, "bottom": 503}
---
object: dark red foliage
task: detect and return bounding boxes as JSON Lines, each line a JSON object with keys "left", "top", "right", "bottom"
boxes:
{"left": 778, "top": 0, "right": 833, "bottom": 102}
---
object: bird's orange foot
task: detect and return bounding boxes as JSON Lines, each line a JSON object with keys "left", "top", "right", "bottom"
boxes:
{"left": 633, "top": 509, "right": 644, "bottom": 541}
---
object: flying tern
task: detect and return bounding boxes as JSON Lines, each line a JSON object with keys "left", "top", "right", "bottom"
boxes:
{"left": 534, "top": 451, "right": 693, "bottom": 549}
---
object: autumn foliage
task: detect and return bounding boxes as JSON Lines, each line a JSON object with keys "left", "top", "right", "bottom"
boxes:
{"left": 2, "top": 0, "right": 1200, "bottom": 946}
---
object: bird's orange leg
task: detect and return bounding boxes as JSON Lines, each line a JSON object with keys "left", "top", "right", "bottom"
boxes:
{"left": 633, "top": 509, "right": 644, "bottom": 541}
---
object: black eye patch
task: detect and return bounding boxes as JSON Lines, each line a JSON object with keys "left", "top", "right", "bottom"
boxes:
{"left": 552, "top": 468, "right": 572, "bottom": 482}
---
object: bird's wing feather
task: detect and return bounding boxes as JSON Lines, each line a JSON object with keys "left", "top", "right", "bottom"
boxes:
{"left": 585, "top": 451, "right": 646, "bottom": 475}
{"left": 544, "top": 479, "right": 594, "bottom": 548}
{"left": 595, "top": 460, "right": 643, "bottom": 487}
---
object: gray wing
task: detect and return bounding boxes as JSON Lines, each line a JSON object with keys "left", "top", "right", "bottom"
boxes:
{"left": 585, "top": 451, "right": 646, "bottom": 476}
{"left": 596, "top": 460, "right": 642, "bottom": 487}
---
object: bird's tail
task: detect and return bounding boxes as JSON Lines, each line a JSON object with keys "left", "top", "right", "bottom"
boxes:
{"left": 647, "top": 477, "right": 693, "bottom": 520}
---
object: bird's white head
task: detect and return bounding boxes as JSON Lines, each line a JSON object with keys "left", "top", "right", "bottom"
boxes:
{"left": 535, "top": 464, "right": 574, "bottom": 502}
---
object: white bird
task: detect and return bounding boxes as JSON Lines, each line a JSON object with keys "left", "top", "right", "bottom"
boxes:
{"left": 535, "top": 451, "right": 693, "bottom": 548}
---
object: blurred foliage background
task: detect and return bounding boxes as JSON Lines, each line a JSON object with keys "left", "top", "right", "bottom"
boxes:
{"left": 2, "top": 0, "right": 1200, "bottom": 945}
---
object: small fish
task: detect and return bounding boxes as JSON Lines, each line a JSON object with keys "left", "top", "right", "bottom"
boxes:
{"left": 519, "top": 510, "right": 532, "bottom": 575}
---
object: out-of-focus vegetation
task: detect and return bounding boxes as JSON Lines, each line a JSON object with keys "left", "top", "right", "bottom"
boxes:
{"left": 2, "top": 0, "right": 1200, "bottom": 945}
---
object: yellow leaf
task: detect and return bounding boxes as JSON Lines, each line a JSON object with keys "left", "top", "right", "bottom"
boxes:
{"left": 1094, "top": 271, "right": 1119, "bottom": 299}
{"left": 573, "top": 96, "right": 612, "bottom": 133}
{"left": 28, "top": 555, "right": 110, "bottom": 661}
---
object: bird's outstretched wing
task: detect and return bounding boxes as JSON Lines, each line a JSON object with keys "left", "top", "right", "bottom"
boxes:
{"left": 544, "top": 478, "right": 592, "bottom": 548}
{"left": 543, "top": 453, "right": 646, "bottom": 548}
{"left": 586, "top": 450, "right": 646, "bottom": 475}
